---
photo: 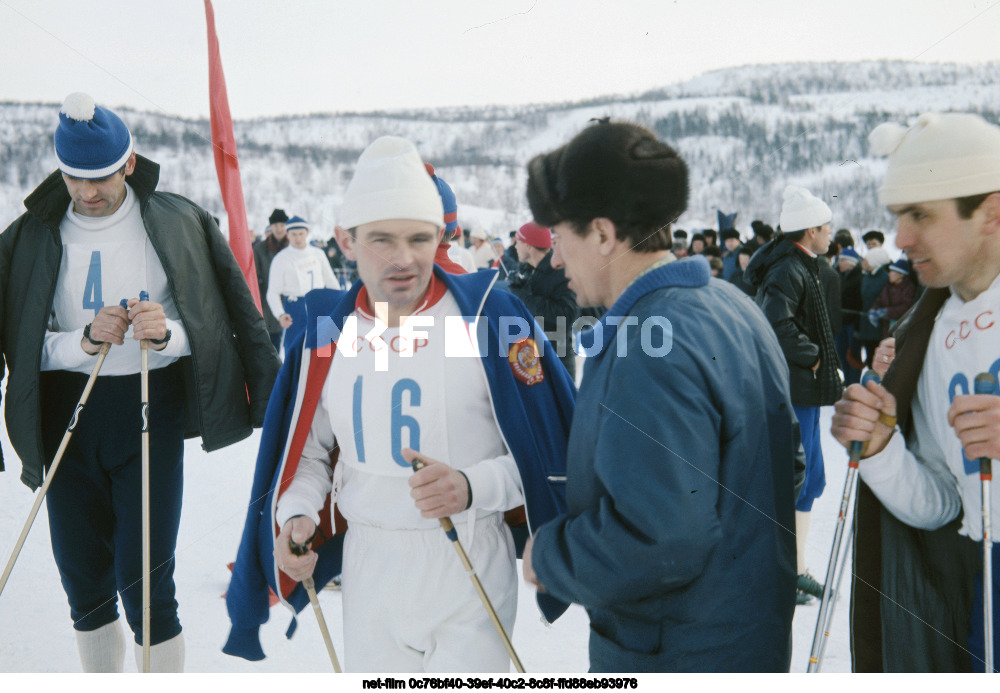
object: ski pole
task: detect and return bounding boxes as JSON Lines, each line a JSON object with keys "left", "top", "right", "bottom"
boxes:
{"left": 973, "top": 372, "right": 996, "bottom": 673}
{"left": 808, "top": 370, "right": 882, "bottom": 672}
{"left": 0, "top": 299, "right": 126, "bottom": 600}
{"left": 817, "top": 522, "right": 855, "bottom": 667}
{"left": 139, "top": 290, "right": 151, "bottom": 673}
{"left": 410, "top": 457, "right": 525, "bottom": 673}
{"left": 288, "top": 539, "right": 342, "bottom": 672}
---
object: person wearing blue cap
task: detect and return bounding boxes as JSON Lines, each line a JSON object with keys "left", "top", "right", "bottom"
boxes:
{"left": 426, "top": 163, "right": 476, "bottom": 274}
{"left": 0, "top": 93, "right": 278, "bottom": 672}
{"left": 265, "top": 215, "right": 341, "bottom": 352}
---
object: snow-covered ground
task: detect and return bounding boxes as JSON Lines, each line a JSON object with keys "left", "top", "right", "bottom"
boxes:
{"left": 0, "top": 393, "right": 853, "bottom": 677}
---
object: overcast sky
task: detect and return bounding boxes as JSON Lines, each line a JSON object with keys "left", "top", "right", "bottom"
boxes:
{"left": 1, "top": 0, "right": 998, "bottom": 120}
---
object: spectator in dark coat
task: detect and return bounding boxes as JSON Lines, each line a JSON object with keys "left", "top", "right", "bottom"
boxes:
{"left": 728, "top": 244, "right": 756, "bottom": 296}
{"left": 862, "top": 229, "right": 885, "bottom": 249}
{"left": 868, "top": 257, "right": 918, "bottom": 340}
{"left": 834, "top": 228, "right": 856, "bottom": 252}
{"left": 689, "top": 232, "right": 707, "bottom": 254}
{"left": 253, "top": 209, "right": 290, "bottom": 350}
{"left": 746, "top": 220, "right": 775, "bottom": 254}
{"left": 508, "top": 222, "right": 579, "bottom": 379}
{"left": 745, "top": 185, "right": 842, "bottom": 604}
{"left": 855, "top": 246, "right": 892, "bottom": 367}
{"left": 720, "top": 229, "right": 742, "bottom": 280}
{"left": 835, "top": 247, "right": 864, "bottom": 385}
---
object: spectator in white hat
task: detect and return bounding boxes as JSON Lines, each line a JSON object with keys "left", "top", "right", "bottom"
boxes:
{"left": 745, "top": 184, "right": 842, "bottom": 605}
{"left": 468, "top": 225, "right": 495, "bottom": 269}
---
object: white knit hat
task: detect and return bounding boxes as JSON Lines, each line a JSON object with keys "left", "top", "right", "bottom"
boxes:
{"left": 864, "top": 247, "right": 891, "bottom": 271}
{"left": 779, "top": 185, "right": 832, "bottom": 232}
{"left": 339, "top": 136, "right": 444, "bottom": 230}
{"left": 869, "top": 113, "right": 1000, "bottom": 205}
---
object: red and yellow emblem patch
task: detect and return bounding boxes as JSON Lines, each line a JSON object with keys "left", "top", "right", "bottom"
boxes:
{"left": 508, "top": 338, "right": 545, "bottom": 386}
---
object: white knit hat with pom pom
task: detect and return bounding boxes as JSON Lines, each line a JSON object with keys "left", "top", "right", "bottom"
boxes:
{"left": 779, "top": 184, "right": 832, "bottom": 233}
{"left": 869, "top": 113, "right": 1000, "bottom": 205}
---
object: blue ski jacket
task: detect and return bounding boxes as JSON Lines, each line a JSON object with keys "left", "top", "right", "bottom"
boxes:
{"left": 224, "top": 267, "right": 575, "bottom": 660}
{"left": 531, "top": 256, "right": 799, "bottom": 672}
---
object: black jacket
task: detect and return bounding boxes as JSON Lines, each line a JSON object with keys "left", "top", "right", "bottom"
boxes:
{"left": 856, "top": 265, "right": 890, "bottom": 342}
{"left": 839, "top": 263, "right": 863, "bottom": 328}
{"left": 252, "top": 235, "right": 288, "bottom": 334}
{"left": 508, "top": 251, "right": 578, "bottom": 376}
{"left": 0, "top": 155, "right": 280, "bottom": 489}
{"left": 745, "top": 236, "right": 842, "bottom": 407}
{"left": 851, "top": 287, "right": 979, "bottom": 672}
{"left": 819, "top": 258, "right": 842, "bottom": 335}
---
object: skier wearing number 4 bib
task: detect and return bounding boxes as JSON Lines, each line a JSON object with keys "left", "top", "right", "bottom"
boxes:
{"left": 0, "top": 93, "right": 279, "bottom": 672}
{"left": 832, "top": 113, "right": 1000, "bottom": 671}
{"left": 224, "top": 136, "right": 575, "bottom": 672}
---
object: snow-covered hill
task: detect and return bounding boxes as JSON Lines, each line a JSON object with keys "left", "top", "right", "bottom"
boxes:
{"left": 2, "top": 59, "right": 997, "bottom": 240}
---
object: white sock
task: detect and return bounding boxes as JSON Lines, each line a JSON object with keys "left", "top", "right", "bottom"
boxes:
{"left": 795, "top": 510, "right": 811, "bottom": 575}
{"left": 75, "top": 619, "right": 125, "bottom": 673}
{"left": 133, "top": 632, "right": 185, "bottom": 673}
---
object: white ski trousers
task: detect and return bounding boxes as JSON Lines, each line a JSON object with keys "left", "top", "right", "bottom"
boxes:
{"left": 341, "top": 512, "right": 517, "bottom": 672}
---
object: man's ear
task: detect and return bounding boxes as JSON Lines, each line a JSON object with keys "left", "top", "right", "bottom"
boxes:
{"left": 980, "top": 192, "right": 1000, "bottom": 235}
{"left": 333, "top": 225, "right": 356, "bottom": 261}
{"left": 593, "top": 217, "right": 618, "bottom": 257}
{"left": 123, "top": 151, "right": 137, "bottom": 176}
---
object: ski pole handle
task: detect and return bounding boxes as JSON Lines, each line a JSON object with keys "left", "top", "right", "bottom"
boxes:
{"left": 410, "top": 457, "right": 461, "bottom": 540}
{"left": 849, "top": 371, "right": 882, "bottom": 466}
{"left": 289, "top": 539, "right": 309, "bottom": 557}
{"left": 139, "top": 290, "right": 149, "bottom": 302}
{"left": 972, "top": 374, "right": 996, "bottom": 484}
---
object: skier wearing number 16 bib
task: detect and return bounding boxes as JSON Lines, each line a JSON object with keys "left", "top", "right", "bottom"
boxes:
{"left": 225, "top": 136, "right": 575, "bottom": 672}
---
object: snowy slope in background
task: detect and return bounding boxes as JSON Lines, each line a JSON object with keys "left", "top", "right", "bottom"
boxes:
{"left": 3, "top": 60, "right": 997, "bottom": 240}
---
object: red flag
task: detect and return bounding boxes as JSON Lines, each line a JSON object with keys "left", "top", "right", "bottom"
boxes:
{"left": 204, "top": 0, "right": 262, "bottom": 312}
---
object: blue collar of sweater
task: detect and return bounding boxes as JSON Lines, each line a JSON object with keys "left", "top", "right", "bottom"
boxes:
{"left": 590, "top": 255, "right": 710, "bottom": 357}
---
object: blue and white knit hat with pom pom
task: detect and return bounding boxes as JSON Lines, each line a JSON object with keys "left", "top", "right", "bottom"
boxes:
{"left": 285, "top": 216, "right": 309, "bottom": 232}
{"left": 53, "top": 92, "right": 133, "bottom": 179}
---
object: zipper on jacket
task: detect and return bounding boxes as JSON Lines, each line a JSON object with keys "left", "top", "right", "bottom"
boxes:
{"left": 140, "top": 201, "right": 205, "bottom": 444}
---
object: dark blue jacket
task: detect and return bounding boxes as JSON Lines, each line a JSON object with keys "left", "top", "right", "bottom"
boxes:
{"left": 531, "top": 256, "right": 798, "bottom": 672}
{"left": 223, "top": 268, "right": 575, "bottom": 661}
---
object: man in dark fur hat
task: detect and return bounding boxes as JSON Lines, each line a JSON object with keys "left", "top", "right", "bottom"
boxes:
{"left": 520, "top": 120, "right": 799, "bottom": 672}
{"left": 862, "top": 229, "right": 885, "bottom": 249}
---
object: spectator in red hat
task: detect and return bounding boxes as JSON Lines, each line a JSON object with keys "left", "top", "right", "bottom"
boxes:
{"left": 508, "top": 222, "right": 579, "bottom": 379}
